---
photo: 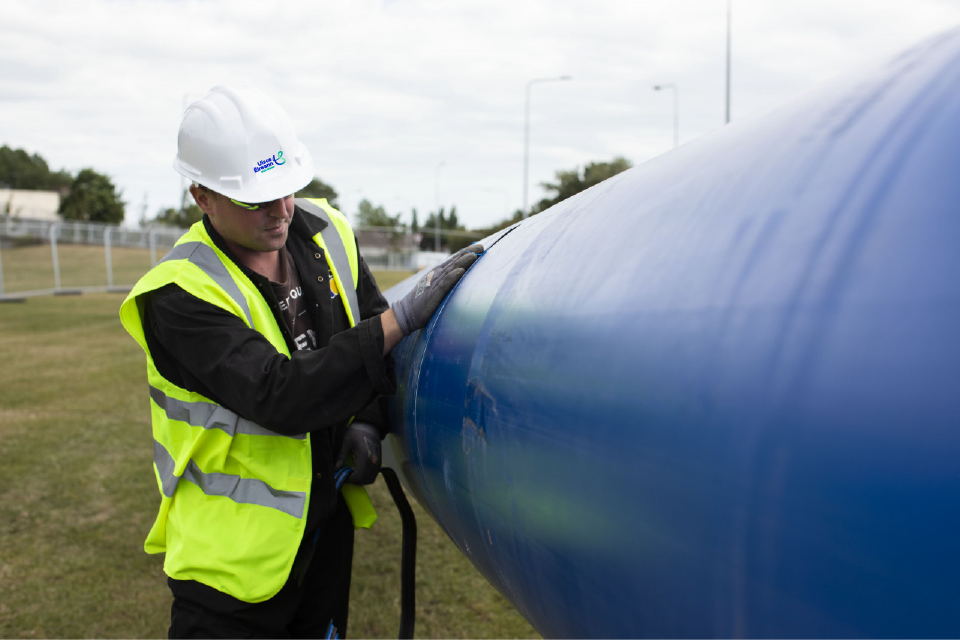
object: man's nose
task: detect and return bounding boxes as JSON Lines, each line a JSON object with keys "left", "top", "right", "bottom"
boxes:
{"left": 267, "top": 197, "right": 293, "bottom": 218}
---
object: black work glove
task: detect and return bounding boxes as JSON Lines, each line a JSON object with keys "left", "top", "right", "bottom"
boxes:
{"left": 335, "top": 421, "right": 382, "bottom": 485}
{"left": 392, "top": 243, "right": 483, "bottom": 336}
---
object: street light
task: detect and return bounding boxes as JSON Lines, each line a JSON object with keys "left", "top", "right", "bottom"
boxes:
{"left": 653, "top": 84, "right": 679, "bottom": 149}
{"left": 435, "top": 161, "right": 445, "bottom": 251}
{"left": 523, "top": 75, "right": 571, "bottom": 219}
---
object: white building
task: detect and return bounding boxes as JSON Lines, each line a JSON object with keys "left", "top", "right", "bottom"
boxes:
{"left": 1, "top": 189, "right": 60, "bottom": 220}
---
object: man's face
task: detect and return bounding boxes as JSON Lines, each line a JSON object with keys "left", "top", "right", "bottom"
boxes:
{"left": 192, "top": 185, "right": 295, "bottom": 254}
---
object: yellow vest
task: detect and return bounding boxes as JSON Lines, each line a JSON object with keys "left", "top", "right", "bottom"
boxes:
{"left": 119, "top": 198, "right": 373, "bottom": 602}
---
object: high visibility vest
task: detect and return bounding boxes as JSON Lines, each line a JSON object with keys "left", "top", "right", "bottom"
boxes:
{"left": 119, "top": 198, "right": 374, "bottom": 602}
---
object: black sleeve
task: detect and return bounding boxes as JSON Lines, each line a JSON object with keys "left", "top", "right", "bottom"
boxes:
{"left": 144, "top": 284, "right": 396, "bottom": 437}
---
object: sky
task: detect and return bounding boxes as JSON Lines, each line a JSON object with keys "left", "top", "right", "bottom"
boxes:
{"left": 2, "top": 0, "right": 959, "bottom": 231}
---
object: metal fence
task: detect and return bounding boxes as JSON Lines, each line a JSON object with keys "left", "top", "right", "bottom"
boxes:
{"left": 0, "top": 216, "right": 433, "bottom": 300}
{"left": 1, "top": 216, "right": 184, "bottom": 254}
{"left": 0, "top": 216, "right": 188, "bottom": 300}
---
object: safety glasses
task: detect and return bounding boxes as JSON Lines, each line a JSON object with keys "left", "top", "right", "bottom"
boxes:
{"left": 228, "top": 194, "right": 294, "bottom": 211}
{"left": 195, "top": 184, "right": 293, "bottom": 211}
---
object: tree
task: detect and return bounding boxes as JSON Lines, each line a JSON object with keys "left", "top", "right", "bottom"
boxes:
{"left": 59, "top": 168, "right": 125, "bottom": 224}
{"left": 0, "top": 145, "right": 72, "bottom": 191}
{"left": 151, "top": 204, "right": 203, "bottom": 228}
{"left": 473, "top": 209, "right": 525, "bottom": 238}
{"left": 465, "top": 157, "right": 634, "bottom": 240}
{"left": 355, "top": 199, "right": 406, "bottom": 251}
{"left": 355, "top": 199, "right": 401, "bottom": 228}
{"left": 296, "top": 177, "right": 339, "bottom": 207}
{"left": 420, "top": 206, "right": 474, "bottom": 252}
{"left": 533, "top": 156, "right": 633, "bottom": 214}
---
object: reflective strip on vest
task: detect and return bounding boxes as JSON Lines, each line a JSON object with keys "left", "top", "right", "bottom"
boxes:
{"left": 295, "top": 199, "right": 361, "bottom": 326}
{"left": 149, "top": 385, "right": 304, "bottom": 440}
{"left": 153, "top": 439, "right": 306, "bottom": 518}
{"left": 160, "top": 241, "right": 255, "bottom": 327}
{"left": 154, "top": 439, "right": 178, "bottom": 498}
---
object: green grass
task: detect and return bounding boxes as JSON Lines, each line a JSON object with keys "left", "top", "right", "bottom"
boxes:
{"left": 0, "top": 243, "right": 414, "bottom": 296}
{"left": 1, "top": 242, "right": 165, "bottom": 294}
{"left": 0, "top": 251, "right": 540, "bottom": 639}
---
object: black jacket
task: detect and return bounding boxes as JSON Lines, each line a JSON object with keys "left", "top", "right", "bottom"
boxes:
{"left": 138, "top": 205, "right": 396, "bottom": 532}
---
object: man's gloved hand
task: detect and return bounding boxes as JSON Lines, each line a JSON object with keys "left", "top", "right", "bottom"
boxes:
{"left": 335, "top": 422, "right": 381, "bottom": 485}
{"left": 392, "top": 243, "right": 483, "bottom": 336}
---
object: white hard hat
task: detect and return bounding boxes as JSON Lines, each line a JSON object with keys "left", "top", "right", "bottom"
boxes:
{"left": 173, "top": 85, "right": 315, "bottom": 202}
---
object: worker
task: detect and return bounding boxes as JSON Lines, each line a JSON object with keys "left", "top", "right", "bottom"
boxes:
{"left": 119, "top": 85, "right": 481, "bottom": 638}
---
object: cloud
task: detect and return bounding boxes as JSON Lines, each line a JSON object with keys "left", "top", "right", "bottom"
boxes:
{"left": 1, "top": 0, "right": 958, "bottom": 229}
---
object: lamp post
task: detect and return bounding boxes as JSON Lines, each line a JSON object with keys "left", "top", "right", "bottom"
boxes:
{"left": 653, "top": 84, "right": 679, "bottom": 149}
{"left": 523, "top": 75, "right": 571, "bottom": 219}
{"left": 435, "top": 161, "right": 445, "bottom": 251}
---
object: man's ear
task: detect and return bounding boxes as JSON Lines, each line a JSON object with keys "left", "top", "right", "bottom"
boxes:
{"left": 190, "top": 184, "right": 215, "bottom": 215}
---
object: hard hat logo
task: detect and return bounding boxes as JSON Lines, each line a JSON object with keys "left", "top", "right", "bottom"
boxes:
{"left": 254, "top": 150, "right": 286, "bottom": 175}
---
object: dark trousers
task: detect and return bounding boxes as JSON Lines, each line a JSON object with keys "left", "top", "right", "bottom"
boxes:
{"left": 168, "top": 500, "right": 355, "bottom": 639}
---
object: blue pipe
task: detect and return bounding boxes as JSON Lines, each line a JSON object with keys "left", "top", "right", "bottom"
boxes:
{"left": 383, "top": 27, "right": 960, "bottom": 638}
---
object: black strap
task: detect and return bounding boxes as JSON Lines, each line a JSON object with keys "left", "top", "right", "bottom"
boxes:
{"left": 381, "top": 467, "right": 417, "bottom": 639}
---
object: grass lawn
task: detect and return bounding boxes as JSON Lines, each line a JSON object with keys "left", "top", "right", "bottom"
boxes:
{"left": 0, "top": 251, "right": 539, "bottom": 638}
{"left": 1, "top": 242, "right": 166, "bottom": 294}
{"left": 0, "top": 241, "right": 417, "bottom": 298}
